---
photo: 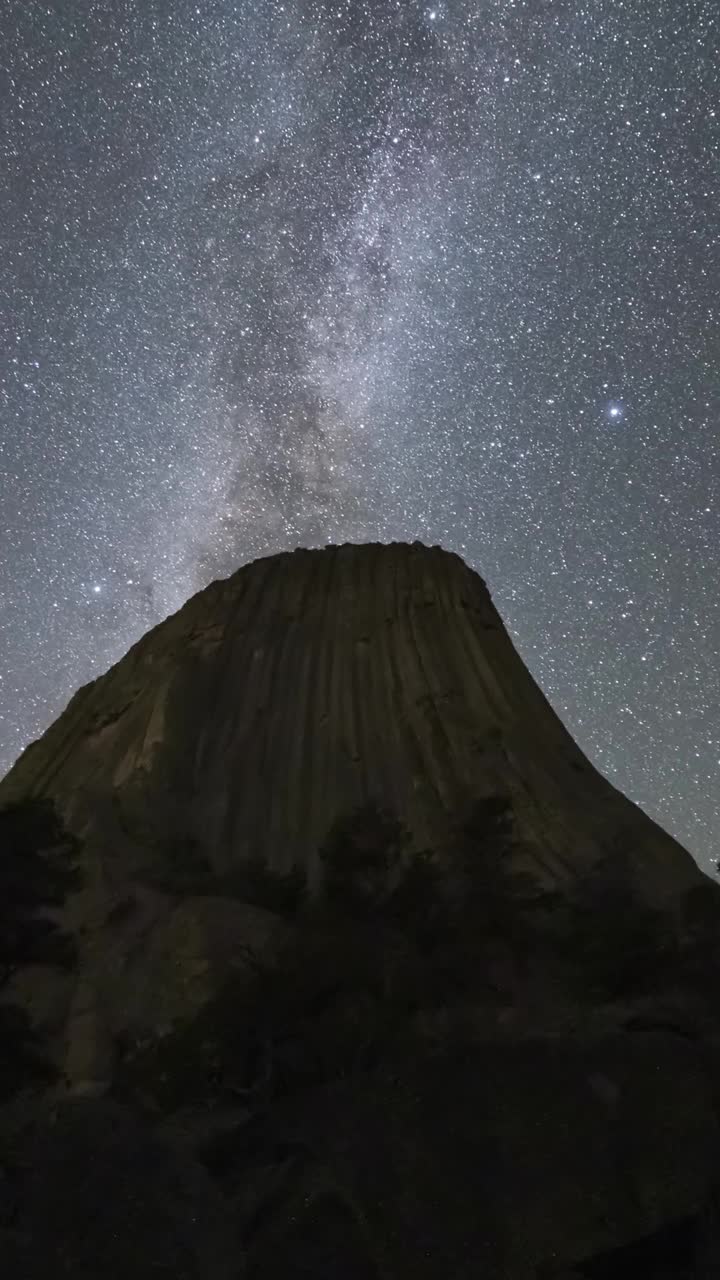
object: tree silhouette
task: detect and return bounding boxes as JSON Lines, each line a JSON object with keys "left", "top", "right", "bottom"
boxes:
{"left": 319, "top": 805, "right": 409, "bottom": 915}
{"left": 560, "top": 850, "right": 675, "bottom": 999}
{"left": 0, "top": 797, "right": 80, "bottom": 1099}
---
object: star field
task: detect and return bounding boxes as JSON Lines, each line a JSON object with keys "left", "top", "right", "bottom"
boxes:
{"left": 1, "top": 0, "right": 719, "bottom": 868}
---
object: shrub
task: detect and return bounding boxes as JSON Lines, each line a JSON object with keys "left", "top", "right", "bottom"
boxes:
{"left": 560, "top": 851, "right": 675, "bottom": 999}
{"left": 448, "top": 795, "right": 544, "bottom": 940}
{"left": 220, "top": 858, "right": 307, "bottom": 916}
{"left": 319, "top": 805, "right": 409, "bottom": 915}
{"left": 142, "top": 844, "right": 307, "bottom": 916}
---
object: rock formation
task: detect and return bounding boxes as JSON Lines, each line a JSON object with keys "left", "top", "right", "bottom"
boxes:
{"left": 0, "top": 542, "right": 701, "bottom": 899}
{"left": 2, "top": 542, "right": 720, "bottom": 1279}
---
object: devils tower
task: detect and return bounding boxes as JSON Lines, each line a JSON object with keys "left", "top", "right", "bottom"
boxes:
{"left": 0, "top": 542, "right": 701, "bottom": 902}
{"left": 2, "top": 543, "right": 720, "bottom": 1279}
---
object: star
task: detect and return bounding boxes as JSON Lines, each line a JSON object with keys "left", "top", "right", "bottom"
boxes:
{"left": 0, "top": 0, "right": 717, "bottom": 875}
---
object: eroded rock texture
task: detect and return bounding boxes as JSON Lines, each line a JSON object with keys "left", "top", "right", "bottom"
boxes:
{"left": 0, "top": 542, "right": 700, "bottom": 900}
{"left": 2, "top": 543, "right": 720, "bottom": 1280}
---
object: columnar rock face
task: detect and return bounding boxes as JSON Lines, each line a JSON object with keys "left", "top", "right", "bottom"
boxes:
{"left": 0, "top": 542, "right": 701, "bottom": 902}
{"left": 3, "top": 543, "right": 720, "bottom": 1280}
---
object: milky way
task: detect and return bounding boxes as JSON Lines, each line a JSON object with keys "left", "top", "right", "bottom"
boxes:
{"left": 1, "top": 0, "right": 719, "bottom": 868}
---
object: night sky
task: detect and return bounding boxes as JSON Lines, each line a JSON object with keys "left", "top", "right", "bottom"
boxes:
{"left": 1, "top": 1, "right": 718, "bottom": 868}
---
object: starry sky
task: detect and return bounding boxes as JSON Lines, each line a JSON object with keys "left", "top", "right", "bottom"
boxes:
{"left": 0, "top": 0, "right": 718, "bottom": 868}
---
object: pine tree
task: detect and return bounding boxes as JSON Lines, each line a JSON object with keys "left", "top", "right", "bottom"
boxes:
{"left": 0, "top": 797, "right": 80, "bottom": 1099}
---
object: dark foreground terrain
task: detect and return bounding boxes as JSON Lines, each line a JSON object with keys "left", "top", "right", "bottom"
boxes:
{"left": 2, "top": 543, "right": 720, "bottom": 1278}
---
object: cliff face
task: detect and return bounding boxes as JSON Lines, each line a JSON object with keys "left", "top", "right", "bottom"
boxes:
{"left": 2, "top": 543, "right": 720, "bottom": 1280}
{"left": 0, "top": 542, "right": 700, "bottom": 901}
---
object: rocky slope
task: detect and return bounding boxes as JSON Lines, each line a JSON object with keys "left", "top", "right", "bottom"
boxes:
{"left": 2, "top": 542, "right": 720, "bottom": 1279}
{"left": 0, "top": 542, "right": 701, "bottom": 900}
